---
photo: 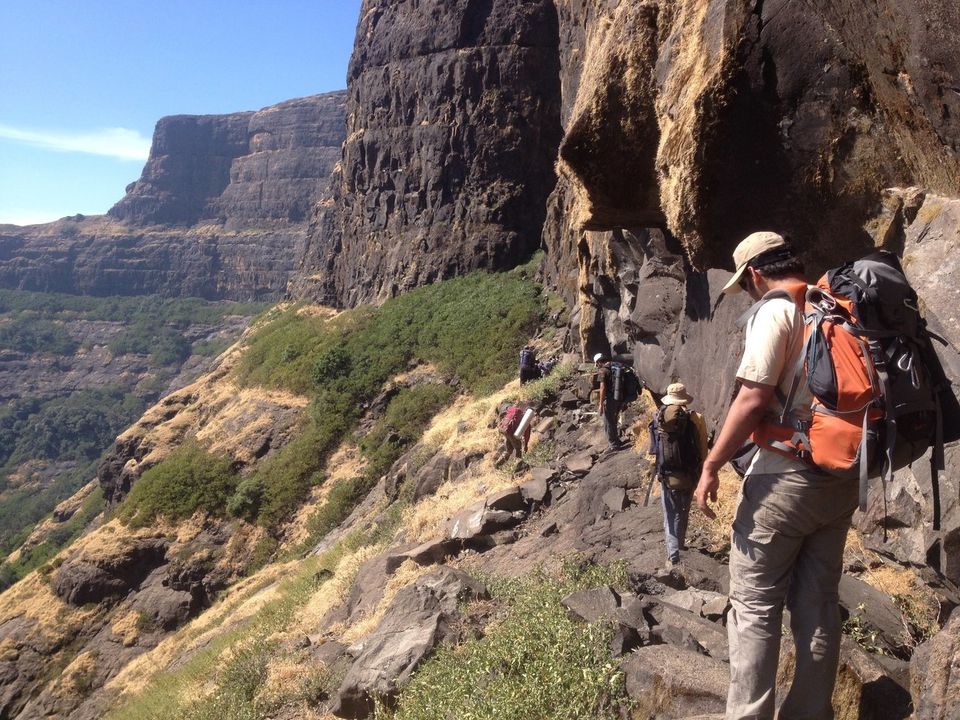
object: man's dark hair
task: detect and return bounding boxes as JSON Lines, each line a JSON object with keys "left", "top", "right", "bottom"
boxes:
{"left": 750, "top": 245, "right": 805, "bottom": 279}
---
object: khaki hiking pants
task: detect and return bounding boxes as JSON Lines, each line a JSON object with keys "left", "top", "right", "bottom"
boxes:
{"left": 727, "top": 470, "right": 858, "bottom": 720}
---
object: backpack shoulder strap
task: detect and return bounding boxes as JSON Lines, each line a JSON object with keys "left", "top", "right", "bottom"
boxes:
{"left": 735, "top": 288, "right": 799, "bottom": 330}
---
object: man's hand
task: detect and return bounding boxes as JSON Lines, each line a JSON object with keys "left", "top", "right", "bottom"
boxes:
{"left": 695, "top": 462, "right": 721, "bottom": 520}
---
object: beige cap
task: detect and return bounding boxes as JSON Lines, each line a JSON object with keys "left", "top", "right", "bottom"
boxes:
{"left": 662, "top": 382, "right": 693, "bottom": 406}
{"left": 721, "top": 231, "right": 788, "bottom": 295}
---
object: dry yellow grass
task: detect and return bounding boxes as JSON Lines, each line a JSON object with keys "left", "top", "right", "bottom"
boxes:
{"left": 286, "top": 543, "right": 385, "bottom": 643}
{"left": 107, "top": 562, "right": 293, "bottom": 697}
{"left": 53, "top": 650, "right": 99, "bottom": 700}
{"left": 111, "top": 610, "right": 142, "bottom": 648}
{"left": 688, "top": 465, "right": 741, "bottom": 553}
{"left": 340, "top": 559, "right": 434, "bottom": 644}
{"left": 66, "top": 519, "right": 169, "bottom": 564}
{"left": 6, "top": 480, "right": 100, "bottom": 565}
{"left": 295, "top": 305, "right": 340, "bottom": 319}
{"left": 198, "top": 386, "right": 309, "bottom": 464}
{"left": 421, "top": 383, "right": 516, "bottom": 457}
{"left": 402, "top": 463, "right": 517, "bottom": 546}
{"left": 0, "top": 574, "right": 100, "bottom": 647}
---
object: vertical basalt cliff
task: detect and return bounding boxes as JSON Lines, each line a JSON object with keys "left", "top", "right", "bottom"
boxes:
{"left": 291, "top": 0, "right": 564, "bottom": 306}
{"left": 111, "top": 93, "right": 347, "bottom": 229}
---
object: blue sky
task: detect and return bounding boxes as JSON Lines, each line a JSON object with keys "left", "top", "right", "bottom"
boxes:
{"left": 0, "top": 1, "right": 361, "bottom": 226}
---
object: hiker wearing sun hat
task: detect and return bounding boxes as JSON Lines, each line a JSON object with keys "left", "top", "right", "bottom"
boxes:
{"left": 647, "top": 382, "right": 709, "bottom": 569}
{"left": 694, "top": 231, "right": 858, "bottom": 719}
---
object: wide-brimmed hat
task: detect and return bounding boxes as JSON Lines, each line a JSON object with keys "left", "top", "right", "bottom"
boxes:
{"left": 662, "top": 382, "right": 693, "bottom": 406}
{"left": 721, "top": 231, "right": 788, "bottom": 295}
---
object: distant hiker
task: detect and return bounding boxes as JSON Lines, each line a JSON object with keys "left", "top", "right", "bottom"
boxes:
{"left": 537, "top": 357, "right": 558, "bottom": 378}
{"left": 647, "top": 382, "right": 707, "bottom": 569}
{"left": 519, "top": 346, "right": 539, "bottom": 385}
{"left": 595, "top": 353, "right": 642, "bottom": 450}
{"left": 494, "top": 404, "right": 532, "bottom": 467}
{"left": 594, "top": 353, "right": 623, "bottom": 450}
{"left": 694, "top": 232, "right": 853, "bottom": 720}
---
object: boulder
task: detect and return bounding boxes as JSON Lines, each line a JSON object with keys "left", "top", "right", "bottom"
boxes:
{"left": 385, "top": 539, "right": 462, "bottom": 573}
{"left": 648, "top": 600, "right": 730, "bottom": 662}
{"left": 519, "top": 476, "right": 550, "bottom": 505}
{"left": 665, "top": 588, "right": 729, "bottom": 620}
{"left": 485, "top": 487, "right": 526, "bottom": 513}
{"left": 52, "top": 537, "right": 169, "bottom": 607}
{"left": 529, "top": 466, "right": 559, "bottom": 484}
{"left": 412, "top": 453, "right": 453, "bottom": 501}
{"left": 331, "top": 567, "right": 487, "bottom": 718}
{"left": 561, "top": 586, "right": 620, "bottom": 624}
{"left": 559, "top": 390, "right": 580, "bottom": 409}
{"left": 446, "top": 501, "right": 524, "bottom": 543}
{"left": 564, "top": 452, "right": 595, "bottom": 476}
{"left": 621, "top": 645, "right": 728, "bottom": 717}
{"left": 838, "top": 575, "right": 911, "bottom": 658}
{"left": 602, "top": 486, "right": 629, "bottom": 513}
{"left": 911, "top": 607, "right": 960, "bottom": 719}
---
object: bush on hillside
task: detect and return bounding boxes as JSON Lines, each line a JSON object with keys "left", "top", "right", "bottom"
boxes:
{"left": 0, "top": 288, "right": 265, "bottom": 325}
{"left": 0, "top": 485, "right": 105, "bottom": 592}
{"left": 0, "top": 317, "right": 77, "bottom": 355}
{"left": 1, "top": 387, "right": 143, "bottom": 467}
{"left": 109, "top": 318, "right": 192, "bottom": 365}
{"left": 117, "top": 442, "right": 237, "bottom": 527}
{"left": 379, "top": 561, "right": 631, "bottom": 720}
{"left": 360, "top": 384, "right": 455, "bottom": 479}
{"left": 229, "top": 264, "right": 544, "bottom": 531}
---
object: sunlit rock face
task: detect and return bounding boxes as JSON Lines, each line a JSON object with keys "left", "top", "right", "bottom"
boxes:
{"left": 110, "top": 92, "right": 347, "bottom": 228}
{"left": 290, "top": 0, "right": 564, "bottom": 306}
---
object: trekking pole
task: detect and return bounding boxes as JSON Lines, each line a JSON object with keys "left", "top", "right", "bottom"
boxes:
{"left": 643, "top": 472, "right": 657, "bottom": 507}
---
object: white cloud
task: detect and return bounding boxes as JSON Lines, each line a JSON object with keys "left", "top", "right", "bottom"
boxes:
{"left": 0, "top": 211, "right": 62, "bottom": 226}
{"left": 0, "top": 124, "right": 150, "bottom": 161}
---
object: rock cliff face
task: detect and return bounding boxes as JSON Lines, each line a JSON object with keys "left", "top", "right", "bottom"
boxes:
{"left": 0, "top": 92, "right": 346, "bottom": 301}
{"left": 291, "top": 0, "right": 564, "bottom": 306}
{"left": 536, "top": 1, "right": 960, "bottom": 587}
{"left": 110, "top": 93, "right": 347, "bottom": 228}
{"left": 0, "top": 218, "right": 300, "bottom": 300}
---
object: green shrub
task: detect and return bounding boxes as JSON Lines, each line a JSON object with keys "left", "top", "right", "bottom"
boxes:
{"left": 361, "top": 384, "right": 455, "bottom": 479}
{"left": 235, "top": 262, "right": 543, "bottom": 398}
{"left": 0, "top": 317, "right": 77, "bottom": 355}
{"left": 109, "top": 318, "right": 191, "bottom": 366}
{"left": 1, "top": 387, "right": 144, "bottom": 467}
{"left": 228, "top": 262, "right": 543, "bottom": 532}
{"left": 303, "top": 475, "right": 377, "bottom": 543}
{"left": 0, "top": 288, "right": 265, "bottom": 325}
{"left": 117, "top": 443, "right": 237, "bottom": 527}
{"left": 380, "top": 562, "right": 631, "bottom": 720}
{"left": 0, "top": 458, "right": 103, "bottom": 558}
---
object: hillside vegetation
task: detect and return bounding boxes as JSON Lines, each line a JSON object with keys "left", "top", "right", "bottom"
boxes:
{"left": 115, "top": 260, "right": 544, "bottom": 537}
{"left": 0, "top": 290, "right": 266, "bottom": 589}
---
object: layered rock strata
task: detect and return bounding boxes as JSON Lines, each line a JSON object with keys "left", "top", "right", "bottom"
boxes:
{"left": 0, "top": 91, "right": 346, "bottom": 300}
{"left": 0, "top": 218, "right": 300, "bottom": 300}
{"left": 110, "top": 92, "right": 347, "bottom": 228}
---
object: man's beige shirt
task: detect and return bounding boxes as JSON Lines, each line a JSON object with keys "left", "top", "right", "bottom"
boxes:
{"left": 736, "top": 293, "right": 811, "bottom": 475}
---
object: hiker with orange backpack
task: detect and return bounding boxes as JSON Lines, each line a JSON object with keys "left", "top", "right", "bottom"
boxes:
{"left": 695, "top": 232, "right": 857, "bottom": 720}
{"left": 696, "top": 231, "right": 957, "bottom": 719}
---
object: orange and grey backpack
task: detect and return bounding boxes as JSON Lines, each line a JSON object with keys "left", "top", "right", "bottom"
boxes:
{"left": 737, "top": 251, "right": 959, "bottom": 529}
